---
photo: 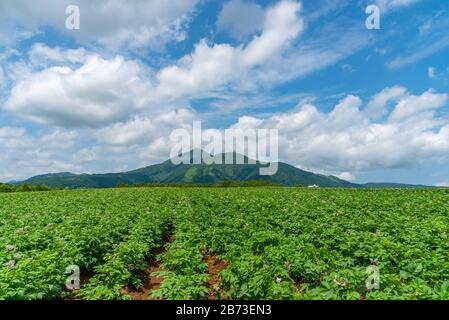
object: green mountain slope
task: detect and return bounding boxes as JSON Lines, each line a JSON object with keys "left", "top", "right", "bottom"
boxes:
{"left": 18, "top": 151, "right": 433, "bottom": 189}
{"left": 362, "top": 182, "right": 434, "bottom": 188}
{"left": 19, "top": 151, "right": 358, "bottom": 188}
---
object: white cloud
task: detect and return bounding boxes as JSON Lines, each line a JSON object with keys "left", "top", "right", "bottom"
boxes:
{"left": 249, "top": 22, "right": 373, "bottom": 86}
{"left": 364, "top": 86, "right": 408, "bottom": 119}
{"left": 2, "top": 0, "right": 377, "bottom": 129}
{"left": 221, "top": 1, "right": 374, "bottom": 88}
{"left": 217, "top": 0, "right": 265, "bottom": 40}
{"left": 91, "top": 109, "right": 197, "bottom": 166}
{"left": 155, "top": 0, "right": 304, "bottom": 101}
{"left": 389, "top": 90, "right": 448, "bottom": 121}
{"left": 72, "top": 148, "right": 96, "bottom": 164}
{"left": 97, "top": 108, "right": 195, "bottom": 147}
{"left": 227, "top": 87, "right": 449, "bottom": 173}
{"left": 3, "top": 1, "right": 305, "bottom": 128}
{"left": 28, "top": 43, "right": 87, "bottom": 66}
{"left": 242, "top": 0, "right": 303, "bottom": 66}
{"left": 137, "top": 136, "right": 176, "bottom": 164}
{"left": 0, "top": 127, "right": 80, "bottom": 181}
{"left": 2, "top": 86, "right": 449, "bottom": 181}
{"left": 155, "top": 41, "right": 238, "bottom": 100}
{"left": 0, "top": 0, "right": 199, "bottom": 50}
{"left": 2, "top": 0, "right": 446, "bottom": 183}
{"left": 4, "top": 47, "right": 153, "bottom": 128}
{"left": 0, "top": 127, "right": 76, "bottom": 150}
{"left": 39, "top": 130, "right": 78, "bottom": 149}
{"left": 436, "top": 182, "right": 449, "bottom": 187}
{"left": 336, "top": 172, "right": 356, "bottom": 181}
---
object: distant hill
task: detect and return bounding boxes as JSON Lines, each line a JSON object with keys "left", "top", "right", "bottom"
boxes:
{"left": 362, "top": 182, "right": 435, "bottom": 188}
{"left": 18, "top": 151, "right": 356, "bottom": 188}
{"left": 16, "top": 151, "right": 433, "bottom": 189}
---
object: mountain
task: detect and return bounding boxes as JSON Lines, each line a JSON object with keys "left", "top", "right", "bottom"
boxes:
{"left": 17, "top": 151, "right": 432, "bottom": 189}
{"left": 17, "top": 151, "right": 358, "bottom": 188}
{"left": 362, "top": 182, "right": 434, "bottom": 188}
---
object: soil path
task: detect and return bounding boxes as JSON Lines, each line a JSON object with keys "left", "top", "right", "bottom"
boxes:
{"left": 123, "top": 235, "right": 174, "bottom": 300}
{"left": 204, "top": 253, "right": 228, "bottom": 300}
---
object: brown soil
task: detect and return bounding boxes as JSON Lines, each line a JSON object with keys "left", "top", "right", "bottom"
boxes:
{"left": 64, "top": 269, "right": 95, "bottom": 300}
{"left": 204, "top": 254, "right": 228, "bottom": 300}
{"left": 292, "top": 277, "right": 306, "bottom": 295}
{"left": 122, "top": 256, "right": 165, "bottom": 300}
{"left": 294, "top": 277, "right": 305, "bottom": 288}
{"left": 80, "top": 270, "right": 95, "bottom": 288}
{"left": 122, "top": 236, "right": 174, "bottom": 300}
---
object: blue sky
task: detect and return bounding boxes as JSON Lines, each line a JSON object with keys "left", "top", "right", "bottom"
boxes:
{"left": 0, "top": 0, "right": 449, "bottom": 185}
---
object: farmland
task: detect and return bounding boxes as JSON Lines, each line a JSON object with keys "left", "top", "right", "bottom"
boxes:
{"left": 1, "top": 187, "right": 449, "bottom": 300}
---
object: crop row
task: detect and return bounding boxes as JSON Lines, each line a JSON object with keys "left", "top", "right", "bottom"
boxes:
{"left": 1, "top": 188, "right": 449, "bottom": 300}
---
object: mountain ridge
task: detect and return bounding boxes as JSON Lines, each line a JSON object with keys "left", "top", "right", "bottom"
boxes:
{"left": 16, "top": 151, "right": 434, "bottom": 189}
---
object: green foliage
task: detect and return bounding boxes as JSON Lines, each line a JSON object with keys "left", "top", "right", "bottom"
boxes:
{"left": 0, "top": 183, "right": 58, "bottom": 193}
{"left": 17, "top": 152, "right": 360, "bottom": 188}
{"left": 150, "top": 196, "right": 210, "bottom": 300}
{"left": 0, "top": 189, "right": 175, "bottom": 299}
{"left": 0, "top": 188, "right": 448, "bottom": 300}
{"left": 116, "top": 182, "right": 130, "bottom": 188}
{"left": 78, "top": 207, "right": 171, "bottom": 300}
{"left": 117, "top": 180, "right": 281, "bottom": 189}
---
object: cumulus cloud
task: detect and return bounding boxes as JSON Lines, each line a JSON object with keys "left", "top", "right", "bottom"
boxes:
{"left": 28, "top": 43, "right": 87, "bottom": 66}
{"left": 2, "top": 86, "right": 449, "bottom": 182}
{"left": 209, "top": 0, "right": 374, "bottom": 90}
{"left": 0, "top": 127, "right": 80, "bottom": 181}
{"left": 436, "top": 182, "right": 449, "bottom": 187}
{"left": 2, "top": 0, "right": 374, "bottom": 130}
{"left": 1, "top": 0, "right": 446, "bottom": 184}
{"left": 4, "top": 47, "right": 153, "bottom": 127}
{"left": 364, "top": 86, "right": 408, "bottom": 119}
{"left": 247, "top": 20, "right": 373, "bottom": 86}
{"left": 0, "top": 127, "right": 76, "bottom": 149}
{"left": 97, "top": 109, "right": 195, "bottom": 146}
{"left": 336, "top": 172, "right": 356, "bottom": 181}
{"left": 217, "top": 0, "right": 265, "bottom": 40}
{"left": 3, "top": 1, "right": 304, "bottom": 128}
{"left": 388, "top": 89, "right": 448, "bottom": 121}
{"left": 0, "top": 0, "right": 199, "bottom": 50}
{"left": 155, "top": 0, "right": 304, "bottom": 100}
{"left": 72, "top": 148, "right": 96, "bottom": 164}
{"left": 96, "top": 86, "right": 448, "bottom": 177}
{"left": 227, "top": 87, "right": 449, "bottom": 173}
